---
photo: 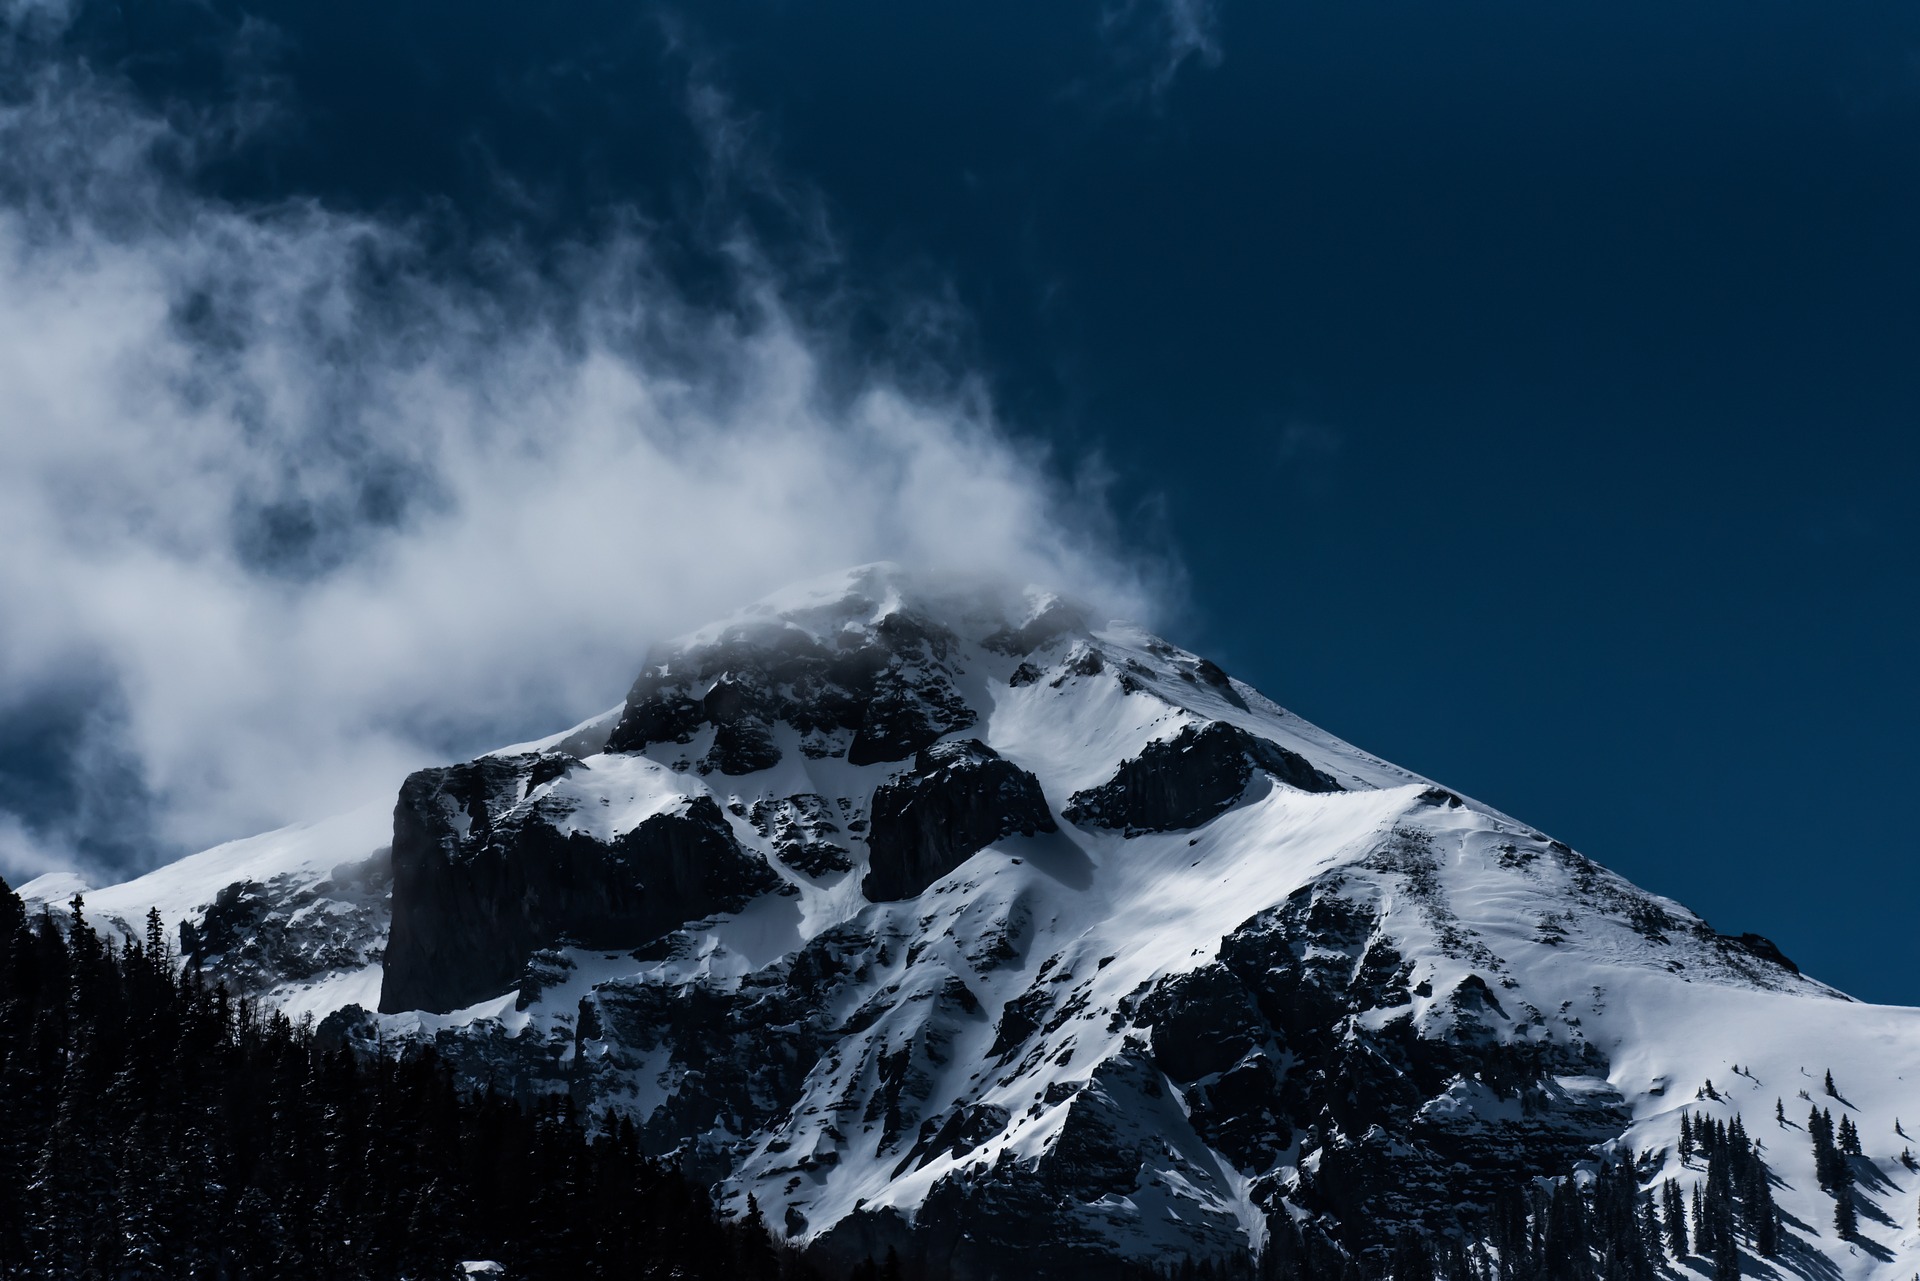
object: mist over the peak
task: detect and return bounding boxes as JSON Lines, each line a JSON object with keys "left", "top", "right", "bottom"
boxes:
{"left": 0, "top": 19, "right": 1173, "bottom": 883}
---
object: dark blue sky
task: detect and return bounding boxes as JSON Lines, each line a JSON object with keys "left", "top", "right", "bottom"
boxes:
{"left": 33, "top": 0, "right": 1920, "bottom": 1001}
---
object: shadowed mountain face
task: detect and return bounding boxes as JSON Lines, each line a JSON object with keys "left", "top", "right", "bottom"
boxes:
{"left": 381, "top": 757, "right": 782, "bottom": 1015}
{"left": 33, "top": 566, "right": 1920, "bottom": 1280}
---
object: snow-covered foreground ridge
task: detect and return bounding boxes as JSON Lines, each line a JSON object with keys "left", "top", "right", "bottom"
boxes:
{"left": 20, "top": 564, "right": 1920, "bottom": 1278}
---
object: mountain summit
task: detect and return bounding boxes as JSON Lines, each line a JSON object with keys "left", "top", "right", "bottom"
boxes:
{"left": 26, "top": 565, "right": 1920, "bottom": 1279}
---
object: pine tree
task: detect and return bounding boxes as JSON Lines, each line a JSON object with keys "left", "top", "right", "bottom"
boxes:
{"left": 1663, "top": 1179, "right": 1688, "bottom": 1258}
{"left": 1824, "top": 1068, "right": 1837, "bottom": 1097}
{"left": 1679, "top": 1111, "right": 1695, "bottom": 1164}
{"left": 1812, "top": 1106, "right": 1843, "bottom": 1189}
{"left": 1833, "top": 1187, "right": 1857, "bottom": 1240}
{"left": 1753, "top": 1179, "right": 1778, "bottom": 1259}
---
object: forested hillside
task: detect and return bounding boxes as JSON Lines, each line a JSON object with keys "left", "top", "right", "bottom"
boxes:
{"left": 0, "top": 880, "right": 808, "bottom": 1279}
{"left": 0, "top": 872, "right": 1835, "bottom": 1279}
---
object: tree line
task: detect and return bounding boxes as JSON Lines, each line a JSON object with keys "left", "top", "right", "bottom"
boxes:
{"left": 0, "top": 881, "right": 837, "bottom": 1279}
{"left": 0, "top": 875, "right": 1861, "bottom": 1279}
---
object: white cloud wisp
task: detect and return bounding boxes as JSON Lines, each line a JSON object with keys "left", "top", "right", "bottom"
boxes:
{"left": 0, "top": 34, "right": 1164, "bottom": 882}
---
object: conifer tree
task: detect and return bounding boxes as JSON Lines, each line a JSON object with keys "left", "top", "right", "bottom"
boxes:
{"left": 1641, "top": 1187, "right": 1663, "bottom": 1263}
{"left": 1752, "top": 1179, "right": 1778, "bottom": 1259}
{"left": 1833, "top": 1186, "right": 1857, "bottom": 1240}
{"left": 1839, "top": 1114, "right": 1862, "bottom": 1156}
{"left": 1712, "top": 1238, "right": 1739, "bottom": 1281}
{"left": 1663, "top": 1179, "right": 1688, "bottom": 1258}
{"left": 1812, "top": 1106, "right": 1843, "bottom": 1189}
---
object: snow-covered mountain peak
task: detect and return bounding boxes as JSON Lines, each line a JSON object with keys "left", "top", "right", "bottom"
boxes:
{"left": 677, "top": 561, "right": 1093, "bottom": 653}
{"left": 19, "top": 566, "right": 1920, "bottom": 1279}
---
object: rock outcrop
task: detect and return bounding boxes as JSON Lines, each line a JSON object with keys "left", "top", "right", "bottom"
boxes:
{"left": 605, "top": 611, "right": 976, "bottom": 771}
{"left": 178, "top": 849, "right": 391, "bottom": 993}
{"left": 1064, "top": 720, "right": 1342, "bottom": 834}
{"left": 862, "top": 740, "right": 1057, "bottom": 901}
{"left": 380, "top": 752, "right": 781, "bottom": 1014}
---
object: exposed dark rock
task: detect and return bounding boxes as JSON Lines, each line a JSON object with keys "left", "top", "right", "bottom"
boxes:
{"left": 605, "top": 613, "right": 975, "bottom": 772}
{"left": 1036, "top": 1047, "right": 1163, "bottom": 1197}
{"left": 1064, "top": 720, "right": 1342, "bottom": 835}
{"left": 313, "top": 1003, "right": 381, "bottom": 1056}
{"left": 861, "top": 740, "right": 1057, "bottom": 901}
{"left": 527, "top": 753, "right": 583, "bottom": 790}
{"left": 1130, "top": 873, "right": 1628, "bottom": 1250}
{"left": 561, "top": 919, "right": 901, "bottom": 1163}
{"left": 515, "top": 948, "right": 577, "bottom": 1010}
{"left": 1049, "top": 642, "right": 1105, "bottom": 686}
{"left": 1717, "top": 931, "right": 1800, "bottom": 975}
{"left": 705, "top": 683, "right": 784, "bottom": 775}
{"left": 1008, "top": 662, "right": 1042, "bottom": 687}
{"left": 379, "top": 755, "right": 782, "bottom": 1014}
{"left": 897, "top": 1102, "right": 1011, "bottom": 1174}
{"left": 1140, "top": 965, "right": 1272, "bottom": 1082}
{"left": 867, "top": 975, "right": 985, "bottom": 1151}
{"left": 1192, "top": 658, "right": 1249, "bottom": 709}
{"left": 1192, "top": 658, "right": 1232, "bottom": 690}
{"left": 177, "top": 848, "right": 390, "bottom": 994}
{"left": 812, "top": 1041, "right": 1252, "bottom": 1280}
{"left": 748, "top": 794, "right": 853, "bottom": 877}
{"left": 988, "top": 984, "right": 1052, "bottom": 1061}
{"left": 981, "top": 600, "right": 1087, "bottom": 655}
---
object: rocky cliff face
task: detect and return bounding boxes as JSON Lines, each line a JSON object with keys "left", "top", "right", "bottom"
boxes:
{"left": 1063, "top": 719, "right": 1343, "bottom": 834}
{"left": 381, "top": 752, "right": 783, "bottom": 1014}
{"left": 862, "top": 739, "right": 1056, "bottom": 901}
{"left": 46, "top": 565, "right": 1920, "bottom": 1281}
{"left": 179, "top": 849, "right": 391, "bottom": 995}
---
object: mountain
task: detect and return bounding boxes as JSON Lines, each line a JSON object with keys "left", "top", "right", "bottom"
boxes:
{"left": 23, "top": 564, "right": 1920, "bottom": 1279}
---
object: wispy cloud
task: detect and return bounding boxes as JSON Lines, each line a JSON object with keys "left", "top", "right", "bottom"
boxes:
{"left": 1101, "top": 0, "right": 1224, "bottom": 98}
{"left": 0, "top": 14, "right": 1170, "bottom": 882}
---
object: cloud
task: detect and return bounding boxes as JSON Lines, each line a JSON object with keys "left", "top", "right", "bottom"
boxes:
{"left": 0, "top": 17, "right": 1170, "bottom": 882}
{"left": 0, "top": 813, "right": 76, "bottom": 883}
{"left": 1157, "top": 0, "right": 1224, "bottom": 83}
{"left": 1101, "top": 0, "right": 1224, "bottom": 97}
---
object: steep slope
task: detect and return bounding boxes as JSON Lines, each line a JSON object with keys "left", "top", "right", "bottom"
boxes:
{"left": 40, "top": 565, "right": 1920, "bottom": 1279}
{"left": 19, "top": 804, "right": 394, "bottom": 1020}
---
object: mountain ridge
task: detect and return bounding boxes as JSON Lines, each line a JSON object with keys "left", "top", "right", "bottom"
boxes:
{"left": 19, "top": 563, "right": 1919, "bottom": 1279}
